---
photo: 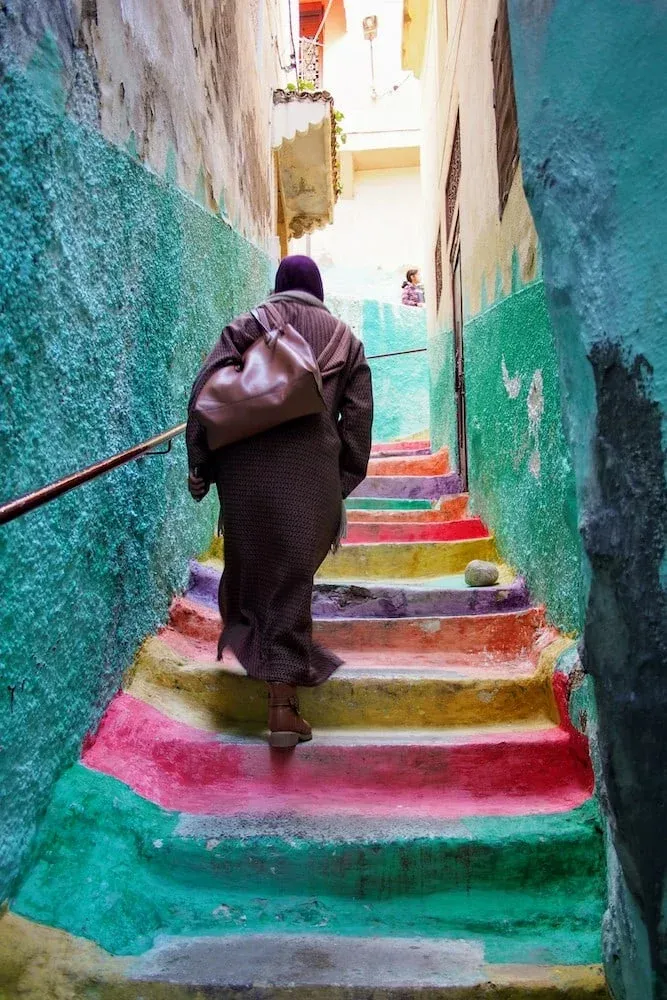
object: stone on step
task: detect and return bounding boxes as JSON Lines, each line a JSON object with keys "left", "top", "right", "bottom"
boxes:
{"left": 82, "top": 694, "right": 592, "bottom": 817}
{"left": 127, "top": 636, "right": 558, "bottom": 729}
{"left": 351, "top": 472, "right": 462, "bottom": 500}
{"left": 465, "top": 560, "right": 501, "bottom": 587}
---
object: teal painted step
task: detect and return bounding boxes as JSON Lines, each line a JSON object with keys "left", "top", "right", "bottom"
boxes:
{"left": 345, "top": 497, "right": 433, "bottom": 510}
{"left": 15, "top": 766, "right": 605, "bottom": 962}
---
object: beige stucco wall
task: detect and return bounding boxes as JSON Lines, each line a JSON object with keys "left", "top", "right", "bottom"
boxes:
{"left": 77, "top": 0, "right": 291, "bottom": 251}
{"left": 420, "top": 0, "right": 539, "bottom": 328}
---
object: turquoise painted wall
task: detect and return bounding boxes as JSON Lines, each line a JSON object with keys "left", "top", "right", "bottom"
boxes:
{"left": 509, "top": 2, "right": 667, "bottom": 996}
{"left": 0, "top": 65, "right": 272, "bottom": 902}
{"left": 465, "top": 279, "right": 584, "bottom": 633}
{"left": 428, "top": 273, "right": 584, "bottom": 633}
{"left": 428, "top": 323, "right": 458, "bottom": 465}
{"left": 328, "top": 295, "right": 429, "bottom": 444}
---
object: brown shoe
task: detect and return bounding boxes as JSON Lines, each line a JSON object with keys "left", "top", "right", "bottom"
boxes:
{"left": 267, "top": 683, "right": 312, "bottom": 748}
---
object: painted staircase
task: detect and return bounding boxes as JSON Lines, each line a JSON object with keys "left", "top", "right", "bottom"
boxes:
{"left": 3, "top": 442, "right": 607, "bottom": 998}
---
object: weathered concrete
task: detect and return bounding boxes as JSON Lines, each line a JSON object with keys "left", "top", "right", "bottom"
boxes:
{"left": 508, "top": 2, "right": 667, "bottom": 995}
{"left": 0, "top": 912, "right": 610, "bottom": 998}
{"left": 367, "top": 447, "right": 449, "bottom": 477}
{"left": 168, "top": 594, "right": 546, "bottom": 655}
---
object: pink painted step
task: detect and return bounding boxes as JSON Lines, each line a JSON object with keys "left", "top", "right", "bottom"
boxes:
{"left": 367, "top": 447, "right": 449, "bottom": 478}
{"left": 371, "top": 439, "right": 430, "bottom": 457}
{"left": 343, "top": 517, "right": 488, "bottom": 545}
{"left": 167, "top": 598, "right": 548, "bottom": 656}
{"left": 83, "top": 693, "right": 593, "bottom": 818}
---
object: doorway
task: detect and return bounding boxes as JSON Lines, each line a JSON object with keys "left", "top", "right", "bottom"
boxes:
{"left": 449, "top": 216, "right": 468, "bottom": 490}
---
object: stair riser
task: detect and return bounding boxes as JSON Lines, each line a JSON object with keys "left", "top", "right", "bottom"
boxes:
{"left": 367, "top": 449, "right": 449, "bottom": 477}
{"left": 187, "top": 562, "right": 531, "bottom": 619}
{"left": 371, "top": 439, "right": 430, "bottom": 455}
{"left": 0, "top": 913, "right": 610, "bottom": 1000}
{"left": 351, "top": 473, "right": 462, "bottom": 500}
{"left": 344, "top": 519, "right": 488, "bottom": 544}
{"left": 129, "top": 643, "right": 557, "bottom": 729}
{"left": 320, "top": 538, "right": 497, "bottom": 580}
{"left": 85, "top": 696, "right": 593, "bottom": 816}
{"left": 169, "top": 598, "right": 545, "bottom": 655}
{"left": 346, "top": 497, "right": 433, "bottom": 510}
{"left": 348, "top": 497, "right": 469, "bottom": 523}
{"left": 14, "top": 767, "right": 604, "bottom": 959}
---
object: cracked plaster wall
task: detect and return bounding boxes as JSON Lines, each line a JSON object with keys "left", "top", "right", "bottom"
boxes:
{"left": 0, "top": 0, "right": 282, "bottom": 247}
{"left": 0, "top": 1, "right": 276, "bottom": 903}
{"left": 421, "top": 0, "right": 583, "bottom": 632}
{"left": 509, "top": 2, "right": 667, "bottom": 996}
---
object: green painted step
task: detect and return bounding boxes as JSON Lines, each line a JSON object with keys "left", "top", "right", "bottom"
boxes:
{"left": 0, "top": 912, "right": 610, "bottom": 999}
{"left": 345, "top": 497, "right": 433, "bottom": 510}
{"left": 15, "top": 766, "right": 605, "bottom": 964}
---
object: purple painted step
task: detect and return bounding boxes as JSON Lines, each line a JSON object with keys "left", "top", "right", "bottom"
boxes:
{"left": 187, "top": 560, "right": 531, "bottom": 619}
{"left": 350, "top": 473, "right": 462, "bottom": 500}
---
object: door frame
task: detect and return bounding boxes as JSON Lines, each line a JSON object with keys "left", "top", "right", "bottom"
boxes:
{"left": 448, "top": 214, "right": 468, "bottom": 491}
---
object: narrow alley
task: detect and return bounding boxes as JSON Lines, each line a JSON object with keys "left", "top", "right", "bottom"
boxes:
{"left": 1, "top": 1, "right": 666, "bottom": 999}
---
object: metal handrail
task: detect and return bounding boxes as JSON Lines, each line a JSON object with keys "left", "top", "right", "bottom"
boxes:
{"left": 0, "top": 346, "right": 428, "bottom": 526}
{"left": 0, "top": 423, "right": 186, "bottom": 526}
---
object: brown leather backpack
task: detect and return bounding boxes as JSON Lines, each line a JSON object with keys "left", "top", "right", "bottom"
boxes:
{"left": 194, "top": 301, "right": 350, "bottom": 451}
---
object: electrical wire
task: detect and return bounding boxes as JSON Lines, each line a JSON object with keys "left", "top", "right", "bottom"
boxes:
{"left": 286, "top": 0, "right": 299, "bottom": 83}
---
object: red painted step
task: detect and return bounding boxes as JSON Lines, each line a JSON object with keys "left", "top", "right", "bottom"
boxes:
{"left": 367, "top": 447, "right": 449, "bottom": 478}
{"left": 344, "top": 517, "right": 488, "bottom": 545}
{"left": 82, "top": 693, "right": 593, "bottom": 818}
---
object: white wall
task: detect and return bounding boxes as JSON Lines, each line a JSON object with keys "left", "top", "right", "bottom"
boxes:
{"left": 292, "top": 0, "right": 424, "bottom": 301}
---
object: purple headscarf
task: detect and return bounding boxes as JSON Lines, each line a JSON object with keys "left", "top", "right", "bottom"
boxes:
{"left": 274, "top": 255, "right": 325, "bottom": 302}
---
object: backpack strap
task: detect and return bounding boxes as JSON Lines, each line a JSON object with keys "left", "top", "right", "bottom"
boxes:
{"left": 261, "top": 301, "right": 285, "bottom": 330}
{"left": 318, "top": 320, "right": 352, "bottom": 376}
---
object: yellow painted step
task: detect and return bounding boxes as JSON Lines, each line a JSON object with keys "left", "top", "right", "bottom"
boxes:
{"left": 124, "top": 635, "right": 558, "bottom": 731}
{"left": 319, "top": 537, "right": 498, "bottom": 580}
{"left": 208, "top": 535, "right": 497, "bottom": 580}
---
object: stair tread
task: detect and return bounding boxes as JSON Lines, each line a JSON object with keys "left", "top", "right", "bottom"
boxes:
{"left": 129, "top": 933, "right": 605, "bottom": 992}
{"left": 0, "top": 913, "right": 609, "bottom": 998}
{"left": 155, "top": 630, "right": 546, "bottom": 678}
{"left": 198, "top": 558, "right": 515, "bottom": 591}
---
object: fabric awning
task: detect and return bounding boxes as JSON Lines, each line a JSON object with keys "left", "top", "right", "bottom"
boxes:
{"left": 272, "top": 89, "right": 338, "bottom": 240}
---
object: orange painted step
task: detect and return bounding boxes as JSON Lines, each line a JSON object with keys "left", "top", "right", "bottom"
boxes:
{"left": 167, "top": 597, "right": 548, "bottom": 657}
{"left": 347, "top": 495, "right": 469, "bottom": 523}
{"left": 367, "top": 447, "right": 449, "bottom": 477}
